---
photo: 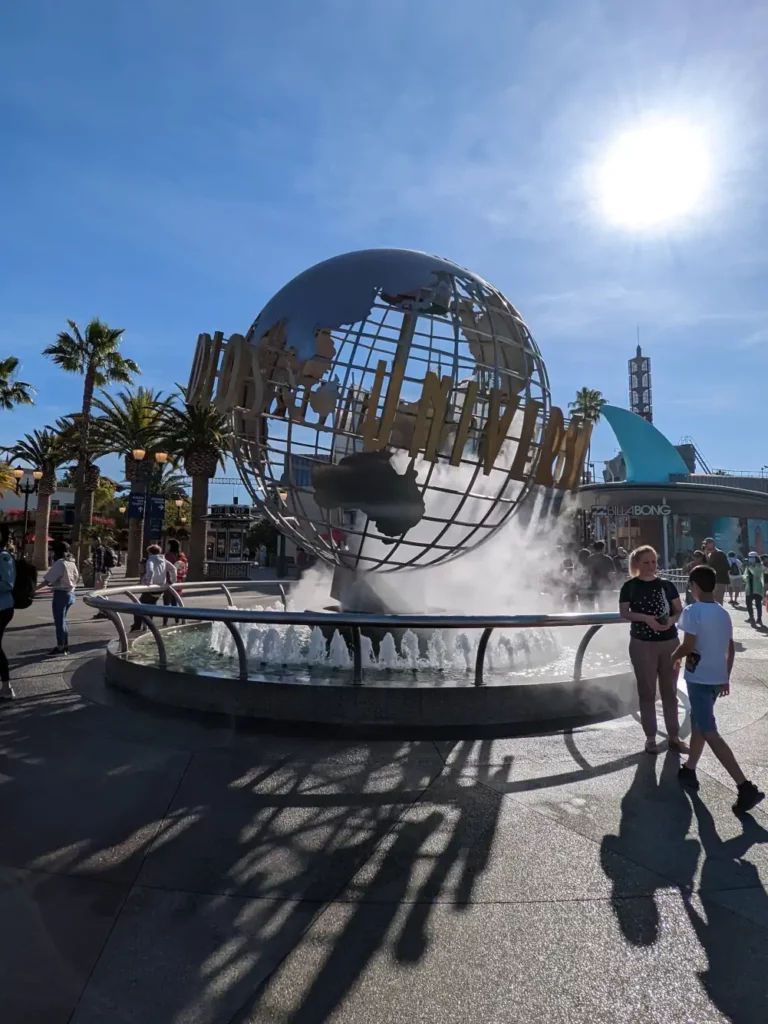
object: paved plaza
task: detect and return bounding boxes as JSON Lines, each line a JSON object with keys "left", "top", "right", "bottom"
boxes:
{"left": 2, "top": 589, "right": 768, "bottom": 1023}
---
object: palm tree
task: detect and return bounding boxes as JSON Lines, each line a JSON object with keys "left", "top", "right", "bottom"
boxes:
{"left": 51, "top": 414, "right": 105, "bottom": 542}
{"left": 12, "top": 430, "right": 69, "bottom": 570}
{"left": 163, "top": 401, "right": 229, "bottom": 580}
{"left": 568, "top": 387, "right": 607, "bottom": 483}
{"left": 91, "top": 387, "right": 175, "bottom": 576}
{"left": 0, "top": 357, "right": 35, "bottom": 410}
{"left": 43, "top": 319, "right": 139, "bottom": 562}
{"left": 0, "top": 463, "right": 17, "bottom": 495}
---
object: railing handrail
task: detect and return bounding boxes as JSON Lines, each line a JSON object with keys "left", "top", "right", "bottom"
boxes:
{"left": 85, "top": 587, "right": 623, "bottom": 631}
{"left": 85, "top": 582, "right": 627, "bottom": 689}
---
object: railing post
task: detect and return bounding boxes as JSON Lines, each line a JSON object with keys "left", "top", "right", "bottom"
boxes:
{"left": 474, "top": 627, "right": 494, "bottom": 687}
{"left": 573, "top": 625, "right": 602, "bottom": 683}
{"left": 351, "top": 626, "right": 362, "bottom": 685}
{"left": 223, "top": 622, "right": 248, "bottom": 681}
{"left": 139, "top": 613, "right": 168, "bottom": 667}
{"left": 219, "top": 584, "right": 235, "bottom": 607}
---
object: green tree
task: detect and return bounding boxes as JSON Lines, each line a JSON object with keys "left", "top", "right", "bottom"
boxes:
{"left": 91, "top": 387, "right": 174, "bottom": 576}
{"left": 12, "top": 429, "right": 70, "bottom": 570}
{"left": 0, "top": 357, "right": 35, "bottom": 410}
{"left": 43, "top": 319, "right": 139, "bottom": 563}
{"left": 163, "top": 400, "right": 229, "bottom": 580}
{"left": 568, "top": 387, "right": 607, "bottom": 482}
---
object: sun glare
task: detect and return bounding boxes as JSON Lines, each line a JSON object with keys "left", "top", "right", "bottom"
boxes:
{"left": 595, "top": 118, "right": 711, "bottom": 231}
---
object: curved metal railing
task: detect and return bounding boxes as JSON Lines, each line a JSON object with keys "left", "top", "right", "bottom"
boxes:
{"left": 84, "top": 582, "right": 626, "bottom": 688}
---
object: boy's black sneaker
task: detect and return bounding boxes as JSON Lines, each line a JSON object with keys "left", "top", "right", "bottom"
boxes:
{"left": 733, "top": 781, "right": 765, "bottom": 815}
{"left": 678, "top": 765, "right": 700, "bottom": 791}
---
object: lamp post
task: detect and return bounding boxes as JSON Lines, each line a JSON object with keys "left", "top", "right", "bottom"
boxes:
{"left": 276, "top": 488, "right": 288, "bottom": 578}
{"left": 14, "top": 467, "right": 43, "bottom": 557}
{"left": 137, "top": 450, "right": 168, "bottom": 553}
{"left": 174, "top": 497, "right": 184, "bottom": 525}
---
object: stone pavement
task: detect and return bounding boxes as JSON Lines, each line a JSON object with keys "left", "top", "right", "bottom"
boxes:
{"left": 1, "top": 593, "right": 768, "bottom": 1023}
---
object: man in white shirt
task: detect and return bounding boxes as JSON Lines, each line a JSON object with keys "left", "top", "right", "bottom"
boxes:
{"left": 672, "top": 565, "right": 764, "bottom": 814}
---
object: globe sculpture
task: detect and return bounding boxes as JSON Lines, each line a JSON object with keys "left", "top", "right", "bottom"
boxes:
{"left": 197, "top": 249, "right": 590, "bottom": 576}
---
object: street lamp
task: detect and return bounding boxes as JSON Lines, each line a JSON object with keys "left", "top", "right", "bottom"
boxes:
{"left": 174, "top": 497, "right": 184, "bottom": 525}
{"left": 118, "top": 505, "right": 126, "bottom": 515}
{"left": 276, "top": 488, "right": 288, "bottom": 577}
{"left": 131, "top": 448, "right": 146, "bottom": 462}
{"left": 13, "top": 467, "right": 40, "bottom": 557}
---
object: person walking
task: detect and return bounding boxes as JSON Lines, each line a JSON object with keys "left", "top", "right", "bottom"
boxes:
{"left": 131, "top": 544, "right": 177, "bottom": 632}
{"left": 587, "top": 540, "right": 616, "bottom": 609}
{"left": 674, "top": 564, "right": 764, "bottom": 813}
{"left": 619, "top": 545, "right": 688, "bottom": 755}
{"left": 703, "top": 537, "right": 730, "bottom": 605}
{"left": 41, "top": 541, "right": 80, "bottom": 655}
{"left": 163, "top": 539, "right": 188, "bottom": 625}
{"left": 0, "top": 527, "right": 16, "bottom": 699}
{"left": 743, "top": 552, "right": 765, "bottom": 627}
{"left": 683, "top": 549, "right": 706, "bottom": 605}
{"left": 91, "top": 535, "right": 116, "bottom": 619}
{"left": 726, "top": 551, "right": 744, "bottom": 606}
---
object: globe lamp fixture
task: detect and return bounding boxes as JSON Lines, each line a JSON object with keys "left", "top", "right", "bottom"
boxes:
{"left": 12, "top": 467, "right": 24, "bottom": 480}
{"left": 119, "top": 506, "right": 127, "bottom": 514}
{"left": 32, "top": 470, "right": 43, "bottom": 481}
{"left": 155, "top": 451, "right": 168, "bottom": 464}
{"left": 174, "top": 498, "right": 184, "bottom": 508}
{"left": 132, "top": 448, "right": 146, "bottom": 461}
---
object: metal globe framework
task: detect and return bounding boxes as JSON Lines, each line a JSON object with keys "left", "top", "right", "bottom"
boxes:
{"left": 226, "top": 249, "right": 552, "bottom": 574}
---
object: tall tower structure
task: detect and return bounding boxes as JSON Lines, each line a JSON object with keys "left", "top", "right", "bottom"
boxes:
{"left": 628, "top": 343, "right": 652, "bottom": 422}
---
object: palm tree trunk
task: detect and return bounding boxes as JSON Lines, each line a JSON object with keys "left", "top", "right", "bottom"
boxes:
{"left": 187, "top": 475, "right": 209, "bottom": 581}
{"left": 71, "top": 361, "right": 97, "bottom": 567}
{"left": 33, "top": 487, "right": 53, "bottom": 572}
{"left": 125, "top": 478, "right": 148, "bottom": 578}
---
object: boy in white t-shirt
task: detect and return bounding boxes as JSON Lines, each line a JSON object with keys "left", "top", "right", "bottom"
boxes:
{"left": 672, "top": 565, "right": 765, "bottom": 814}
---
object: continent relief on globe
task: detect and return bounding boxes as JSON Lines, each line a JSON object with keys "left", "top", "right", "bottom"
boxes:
{"left": 311, "top": 450, "right": 425, "bottom": 539}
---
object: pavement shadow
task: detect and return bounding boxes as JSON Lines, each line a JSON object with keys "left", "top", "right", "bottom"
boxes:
{"left": 0, "top": 691, "right": 517, "bottom": 1024}
{"left": 683, "top": 792, "right": 768, "bottom": 1024}
{"left": 600, "top": 752, "right": 699, "bottom": 946}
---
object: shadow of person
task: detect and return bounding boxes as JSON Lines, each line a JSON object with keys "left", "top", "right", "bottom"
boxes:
{"left": 600, "top": 752, "right": 699, "bottom": 946}
{"left": 682, "top": 792, "right": 768, "bottom": 1023}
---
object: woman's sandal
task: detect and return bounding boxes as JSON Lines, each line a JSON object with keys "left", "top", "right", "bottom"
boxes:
{"left": 645, "top": 737, "right": 659, "bottom": 754}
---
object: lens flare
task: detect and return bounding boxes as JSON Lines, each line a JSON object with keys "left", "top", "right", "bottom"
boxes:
{"left": 595, "top": 118, "right": 711, "bottom": 231}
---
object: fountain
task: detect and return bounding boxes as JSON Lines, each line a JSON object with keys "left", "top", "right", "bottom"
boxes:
{"left": 90, "top": 248, "right": 637, "bottom": 731}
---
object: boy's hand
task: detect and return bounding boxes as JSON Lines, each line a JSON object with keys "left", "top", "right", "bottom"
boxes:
{"left": 673, "top": 658, "right": 682, "bottom": 672}
{"left": 719, "top": 683, "right": 730, "bottom": 698}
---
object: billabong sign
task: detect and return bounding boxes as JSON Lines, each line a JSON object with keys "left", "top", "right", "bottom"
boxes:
{"left": 592, "top": 504, "right": 672, "bottom": 517}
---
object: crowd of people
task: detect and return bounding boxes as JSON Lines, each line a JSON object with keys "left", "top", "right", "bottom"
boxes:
{"left": 0, "top": 531, "right": 189, "bottom": 698}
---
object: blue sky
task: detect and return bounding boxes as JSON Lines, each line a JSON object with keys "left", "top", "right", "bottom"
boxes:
{"left": 2, "top": 0, "right": 767, "bottom": 496}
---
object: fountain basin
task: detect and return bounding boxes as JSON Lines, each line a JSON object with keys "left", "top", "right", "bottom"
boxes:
{"left": 105, "top": 623, "right": 638, "bottom": 733}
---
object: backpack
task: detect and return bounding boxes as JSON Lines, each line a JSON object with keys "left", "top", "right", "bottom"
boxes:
{"left": 13, "top": 558, "right": 38, "bottom": 610}
{"left": 728, "top": 560, "right": 741, "bottom": 577}
{"left": 103, "top": 547, "right": 116, "bottom": 570}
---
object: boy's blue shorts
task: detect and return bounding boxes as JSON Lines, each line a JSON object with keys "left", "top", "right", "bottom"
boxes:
{"left": 686, "top": 680, "right": 723, "bottom": 734}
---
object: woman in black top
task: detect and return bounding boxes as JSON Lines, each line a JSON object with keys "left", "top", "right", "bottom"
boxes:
{"left": 619, "top": 545, "right": 688, "bottom": 755}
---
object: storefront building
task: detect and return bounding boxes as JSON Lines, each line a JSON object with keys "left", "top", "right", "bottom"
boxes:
{"left": 576, "top": 405, "right": 768, "bottom": 565}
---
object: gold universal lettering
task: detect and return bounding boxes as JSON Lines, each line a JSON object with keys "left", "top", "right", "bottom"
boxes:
{"left": 558, "top": 417, "right": 592, "bottom": 490}
{"left": 481, "top": 390, "right": 521, "bottom": 474}
{"left": 508, "top": 399, "right": 542, "bottom": 480}
{"left": 187, "top": 331, "right": 224, "bottom": 405}
{"left": 213, "top": 334, "right": 248, "bottom": 414}
{"left": 409, "top": 371, "right": 452, "bottom": 462}
{"left": 449, "top": 380, "right": 478, "bottom": 466}
{"left": 361, "top": 313, "right": 415, "bottom": 451}
{"left": 534, "top": 408, "right": 592, "bottom": 490}
{"left": 361, "top": 354, "right": 409, "bottom": 451}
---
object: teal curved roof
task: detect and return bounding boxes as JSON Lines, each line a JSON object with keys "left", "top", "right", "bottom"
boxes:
{"left": 601, "top": 405, "right": 690, "bottom": 483}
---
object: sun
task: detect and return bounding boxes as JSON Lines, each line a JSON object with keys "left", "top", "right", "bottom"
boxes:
{"left": 595, "top": 118, "right": 711, "bottom": 231}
